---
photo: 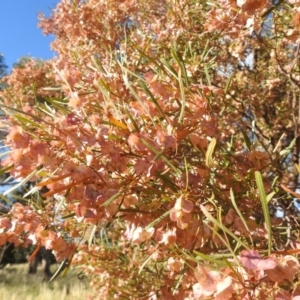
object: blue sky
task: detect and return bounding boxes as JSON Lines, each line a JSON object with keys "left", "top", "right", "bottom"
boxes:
{"left": 0, "top": 1, "right": 60, "bottom": 72}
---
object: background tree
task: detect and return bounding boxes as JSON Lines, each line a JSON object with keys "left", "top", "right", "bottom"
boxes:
{"left": 0, "top": 54, "right": 7, "bottom": 79}
{"left": 0, "top": 54, "right": 9, "bottom": 181}
{"left": 0, "top": 0, "right": 300, "bottom": 299}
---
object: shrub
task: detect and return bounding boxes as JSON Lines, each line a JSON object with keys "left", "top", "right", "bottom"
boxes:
{"left": 1, "top": 0, "right": 300, "bottom": 299}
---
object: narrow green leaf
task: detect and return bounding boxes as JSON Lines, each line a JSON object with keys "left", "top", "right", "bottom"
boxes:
{"left": 271, "top": 176, "right": 279, "bottom": 188}
{"left": 273, "top": 133, "right": 286, "bottom": 153}
{"left": 118, "top": 63, "right": 155, "bottom": 125}
{"left": 88, "top": 225, "right": 97, "bottom": 250}
{"left": 0, "top": 165, "right": 13, "bottom": 176}
{"left": 200, "top": 204, "right": 250, "bottom": 250}
{"left": 23, "top": 186, "right": 40, "bottom": 198}
{"left": 53, "top": 64, "right": 72, "bottom": 93}
{"left": 184, "top": 157, "right": 188, "bottom": 191}
{"left": 139, "top": 80, "right": 167, "bottom": 120}
{"left": 91, "top": 55, "right": 108, "bottom": 75}
{"left": 102, "top": 191, "right": 123, "bottom": 207}
{"left": 0, "top": 194, "right": 13, "bottom": 206}
{"left": 0, "top": 104, "right": 57, "bottom": 128}
{"left": 200, "top": 40, "right": 210, "bottom": 61}
{"left": 139, "top": 250, "right": 157, "bottom": 275}
{"left": 61, "top": 212, "right": 76, "bottom": 219}
{"left": 224, "top": 73, "right": 233, "bottom": 95}
{"left": 36, "top": 106, "right": 56, "bottom": 119}
{"left": 146, "top": 209, "right": 171, "bottom": 229}
{"left": 50, "top": 259, "right": 69, "bottom": 281}
{"left": 154, "top": 148, "right": 166, "bottom": 161}
{"left": 204, "top": 66, "right": 211, "bottom": 86}
{"left": 241, "top": 130, "right": 252, "bottom": 151}
{"left": 160, "top": 58, "right": 178, "bottom": 78}
{"left": 255, "top": 171, "right": 272, "bottom": 255}
{"left": 177, "top": 69, "right": 186, "bottom": 124}
{"left": 98, "top": 78, "right": 119, "bottom": 97}
{"left": 280, "top": 138, "right": 296, "bottom": 156}
{"left": 266, "top": 191, "right": 276, "bottom": 203}
{"left": 140, "top": 138, "right": 181, "bottom": 176}
{"left": 54, "top": 196, "right": 66, "bottom": 215}
{"left": 43, "top": 86, "right": 62, "bottom": 91}
{"left": 193, "top": 251, "right": 230, "bottom": 267}
{"left": 205, "top": 138, "right": 217, "bottom": 168}
{"left": 230, "top": 189, "right": 253, "bottom": 245}
{"left": 44, "top": 98, "right": 69, "bottom": 114}
{"left": 14, "top": 114, "right": 43, "bottom": 129}
{"left": 3, "top": 169, "right": 39, "bottom": 196}
{"left": 171, "top": 47, "right": 188, "bottom": 84}
{"left": 157, "top": 173, "right": 178, "bottom": 192}
{"left": 125, "top": 109, "right": 140, "bottom": 133}
{"left": 134, "top": 39, "right": 156, "bottom": 70}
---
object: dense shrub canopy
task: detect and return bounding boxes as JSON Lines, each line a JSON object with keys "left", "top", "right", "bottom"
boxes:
{"left": 1, "top": 0, "right": 300, "bottom": 299}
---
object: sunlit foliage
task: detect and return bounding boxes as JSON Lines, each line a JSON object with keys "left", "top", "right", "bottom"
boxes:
{"left": 1, "top": 0, "right": 300, "bottom": 299}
